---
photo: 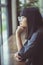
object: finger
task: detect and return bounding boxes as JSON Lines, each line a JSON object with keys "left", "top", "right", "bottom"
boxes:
{"left": 17, "top": 26, "right": 24, "bottom": 30}
{"left": 20, "top": 26, "right": 25, "bottom": 30}
{"left": 14, "top": 52, "right": 22, "bottom": 58}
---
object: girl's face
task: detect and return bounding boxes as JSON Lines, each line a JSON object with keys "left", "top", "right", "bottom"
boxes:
{"left": 18, "top": 16, "right": 28, "bottom": 39}
{"left": 18, "top": 16, "right": 27, "bottom": 28}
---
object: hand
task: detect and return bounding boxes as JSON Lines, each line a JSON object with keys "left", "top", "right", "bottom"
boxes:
{"left": 16, "top": 26, "right": 24, "bottom": 35}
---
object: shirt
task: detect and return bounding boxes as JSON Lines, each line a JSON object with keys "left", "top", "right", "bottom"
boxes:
{"left": 18, "top": 28, "right": 43, "bottom": 65}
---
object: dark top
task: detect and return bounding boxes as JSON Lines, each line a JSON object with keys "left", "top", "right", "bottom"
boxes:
{"left": 18, "top": 7, "right": 43, "bottom": 65}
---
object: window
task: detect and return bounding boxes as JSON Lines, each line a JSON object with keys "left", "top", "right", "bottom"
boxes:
{"left": 0, "top": 0, "right": 8, "bottom": 44}
{"left": 38, "top": 0, "right": 43, "bottom": 17}
{"left": 1, "top": 0, "right": 7, "bottom": 4}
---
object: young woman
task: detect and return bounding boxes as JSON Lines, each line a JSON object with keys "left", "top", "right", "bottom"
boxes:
{"left": 14, "top": 7, "right": 43, "bottom": 65}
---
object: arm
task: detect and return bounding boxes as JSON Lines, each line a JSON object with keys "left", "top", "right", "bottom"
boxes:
{"left": 18, "top": 31, "right": 42, "bottom": 59}
{"left": 16, "top": 32, "right": 23, "bottom": 51}
{"left": 16, "top": 17, "right": 27, "bottom": 51}
{"left": 16, "top": 25, "right": 26, "bottom": 51}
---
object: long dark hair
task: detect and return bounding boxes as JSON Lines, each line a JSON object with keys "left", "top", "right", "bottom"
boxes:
{"left": 20, "top": 7, "right": 43, "bottom": 39}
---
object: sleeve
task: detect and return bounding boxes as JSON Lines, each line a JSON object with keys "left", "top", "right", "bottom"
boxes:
{"left": 18, "top": 31, "right": 42, "bottom": 60}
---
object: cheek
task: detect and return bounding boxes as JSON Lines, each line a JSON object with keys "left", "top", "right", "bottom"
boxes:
{"left": 22, "top": 21, "right": 27, "bottom": 27}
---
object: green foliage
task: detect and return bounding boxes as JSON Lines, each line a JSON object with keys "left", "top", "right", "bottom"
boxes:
{"left": 18, "top": 0, "right": 39, "bottom": 14}
{"left": 0, "top": 22, "right": 7, "bottom": 34}
{"left": 18, "top": 0, "right": 22, "bottom": 12}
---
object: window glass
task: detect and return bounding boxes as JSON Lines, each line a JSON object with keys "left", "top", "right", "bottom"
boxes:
{"left": 1, "top": 0, "right": 7, "bottom": 4}
{"left": 0, "top": 19, "right": 1, "bottom": 46}
{"left": 1, "top": 7, "right": 8, "bottom": 43}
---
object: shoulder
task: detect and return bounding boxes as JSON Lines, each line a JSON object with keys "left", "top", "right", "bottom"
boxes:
{"left": 29, "top": 28, "right": 43, "bottom": 44}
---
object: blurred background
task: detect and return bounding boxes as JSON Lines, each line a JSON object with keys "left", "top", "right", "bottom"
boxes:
{"left": 0, "top": 0, "right": 43, "bottom": 65}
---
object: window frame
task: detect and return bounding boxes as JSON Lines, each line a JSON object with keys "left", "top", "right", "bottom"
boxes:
{"left": 0, "top": 0, "right": 12, "bottom": 40}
